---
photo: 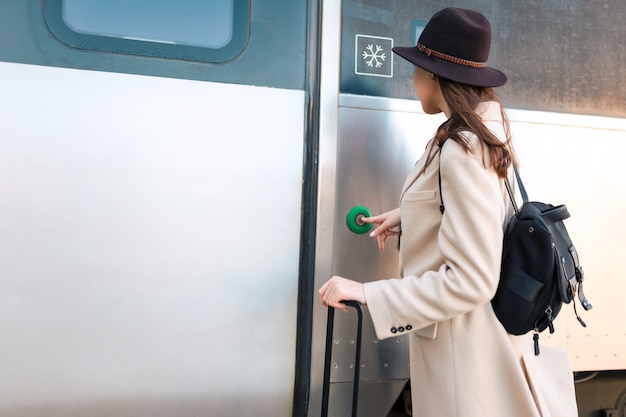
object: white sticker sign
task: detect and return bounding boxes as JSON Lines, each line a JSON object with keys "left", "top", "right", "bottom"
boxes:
{"left": 355, "top": 34, "right": 393, "bottom": 78}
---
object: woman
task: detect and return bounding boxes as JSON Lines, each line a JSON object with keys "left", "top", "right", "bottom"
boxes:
{"left": 319, "top": 8, "right": 578, "bottom": 417}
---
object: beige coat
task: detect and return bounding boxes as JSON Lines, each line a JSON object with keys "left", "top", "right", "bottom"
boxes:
{"left": 364, "top": 102, "right": 578, "bottom": 417}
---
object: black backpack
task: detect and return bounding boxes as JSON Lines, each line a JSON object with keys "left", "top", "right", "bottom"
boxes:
{"left": 492, "top": 167, "right": 592, "bottom": 354}
{"left": 438, "top": 148, "right": 593, "bottom": 355}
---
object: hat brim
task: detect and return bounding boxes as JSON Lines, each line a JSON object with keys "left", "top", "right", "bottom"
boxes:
{"left": 393, "top": 46, "right": 507, "bottom": 88}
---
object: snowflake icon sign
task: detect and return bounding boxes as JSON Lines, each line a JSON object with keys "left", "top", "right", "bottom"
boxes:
{"left": 363, "top": 44, "right": 386, "bottom": 68}
{"left": 355, "top": 34, "right": 393, "bottom": 78}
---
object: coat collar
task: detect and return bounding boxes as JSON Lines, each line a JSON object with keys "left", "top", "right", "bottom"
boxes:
{"left": 400, "top": 101, "right": 504, "bottom": 201}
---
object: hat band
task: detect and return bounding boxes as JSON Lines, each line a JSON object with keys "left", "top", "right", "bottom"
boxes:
{"left": 417, "top": 43, "right": 487, "bottom": 68}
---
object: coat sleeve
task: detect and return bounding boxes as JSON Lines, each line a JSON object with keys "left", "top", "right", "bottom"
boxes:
{"left": 364, "top": 139, "right": 505, "bottom": 340}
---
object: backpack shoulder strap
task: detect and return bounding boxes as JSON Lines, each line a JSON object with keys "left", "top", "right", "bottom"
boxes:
{"left": 437, "top": 139, "right": 447, "bottom": 214}
{"left": 438, "top": 140, "right": 525, "bottom": 217}
{"left": 512, "top": 165, "right": 529, "bottom": 203}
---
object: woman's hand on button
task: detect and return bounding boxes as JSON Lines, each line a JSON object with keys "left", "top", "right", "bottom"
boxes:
{"left": 318, "top": 276, "right": 366, "bottom": 312}
{"left": 362, "top": 208, "right": 401, "bottom": 251}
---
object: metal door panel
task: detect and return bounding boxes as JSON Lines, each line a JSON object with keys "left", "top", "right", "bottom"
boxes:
{"left": 312, "top": 94, "right": 445, "bottom": 416}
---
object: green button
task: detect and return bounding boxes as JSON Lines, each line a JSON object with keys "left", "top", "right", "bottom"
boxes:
{"left": 346, "top": 205, "right": 372, "bottom": 234}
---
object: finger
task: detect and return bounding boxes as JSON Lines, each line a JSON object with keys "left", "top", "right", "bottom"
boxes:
{"left": 328, "top": 292, "right": 349, "bottom": 312}
{"left": 360, "top": 215, "right": 381, "bottom": 224}
{"left": 318, "top": 280, "right": 332, "bottom": 306}
{"left": 320, "top": 277, "right": 342, "bottom": 308}
{"left": 377, "top": 234, "right": 385, "bottom": 251}
{"left": 369, "top": 225, "right": 386, "bottom": 238}
{"left": 336, "top": 305, "right": 349, "bottom": 313}
{"left": 323, "top": 281, "right": 349, "bottom": 312}
{"left": 319, "top": 291, "right": 328, "bottom": 307}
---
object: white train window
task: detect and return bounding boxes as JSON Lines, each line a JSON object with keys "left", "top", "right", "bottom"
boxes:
{"left": 62, "top": 0, "right": 234, "bottom": 48}
{"left": 44, "top": 0, "right": 250, "bottom": 63}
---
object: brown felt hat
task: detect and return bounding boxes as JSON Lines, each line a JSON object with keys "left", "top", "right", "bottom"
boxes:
{"left": 393, "top": 7, "right": 507, "bottom": 87}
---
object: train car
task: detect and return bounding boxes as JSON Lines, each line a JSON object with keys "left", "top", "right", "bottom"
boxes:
{"left": 0, "top": 1, "right": 624, "bottom": 416}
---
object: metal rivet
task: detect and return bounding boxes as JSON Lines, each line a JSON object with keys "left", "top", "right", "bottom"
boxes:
{"left": 529, "top": 226, "right": 534, "bottom": 233}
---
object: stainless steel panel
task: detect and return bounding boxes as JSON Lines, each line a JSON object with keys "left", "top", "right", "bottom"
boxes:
{"left": 330, "top": 98, "right": 444, "bottom": 381}
{"left": 325, "top": 306, "right": 409, "bottom": 383}
{"left": 311, "top": 93, "right": 445, "bottom": 417}
{"left": 331, "top": 104, "right": 417, "bottom": 383}
{"left": 327, "top": 380, "right": 407, "bottom": 417}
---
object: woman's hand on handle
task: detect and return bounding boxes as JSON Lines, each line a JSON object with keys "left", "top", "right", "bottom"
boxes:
{"left": 362, "top": 207, "right": 401, "bottom": 251}
{"left": 319, "top": 276, "right": 366, "bottom": 313}
{"left": 318, "top": 209, "right": 400, "bottom": 310}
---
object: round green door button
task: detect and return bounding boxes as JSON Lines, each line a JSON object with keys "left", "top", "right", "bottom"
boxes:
{"left": 346, "top": 205, "right": 372, "bottom": 234}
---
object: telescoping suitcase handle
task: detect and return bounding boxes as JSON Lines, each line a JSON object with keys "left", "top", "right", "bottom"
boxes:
{"left": 321, "top": 300, "right": 363, "bottom": 417}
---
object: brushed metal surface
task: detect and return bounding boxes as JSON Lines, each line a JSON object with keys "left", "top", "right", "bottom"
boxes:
{"left": 310, "top": 93, "right": 443, "bottom": 417}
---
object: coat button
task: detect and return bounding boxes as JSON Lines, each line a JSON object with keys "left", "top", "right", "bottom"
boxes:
{"left": 398, "top": 326, "right": 405, "bottom": 332}
{"left": 406, "top": 325, "right": 413, "bottom": 331}
{"left": 390, "top": 327, "right": 398, "bottom": 333}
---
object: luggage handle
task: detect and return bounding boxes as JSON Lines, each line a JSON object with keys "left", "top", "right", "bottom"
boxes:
{"left": 321, "top": 300, "right": 363, "bottom": 417}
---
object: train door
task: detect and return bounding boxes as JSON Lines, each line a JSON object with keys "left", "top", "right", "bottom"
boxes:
{"left": 309, "top": 2, "right": 436, "bottom": 416}
{"left": 0, "top": 1, "right": 314, "bottom": 416}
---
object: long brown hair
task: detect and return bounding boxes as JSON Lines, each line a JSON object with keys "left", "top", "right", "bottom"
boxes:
{"left": 423, "top": 78, "right": 516, "bottom": 178}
